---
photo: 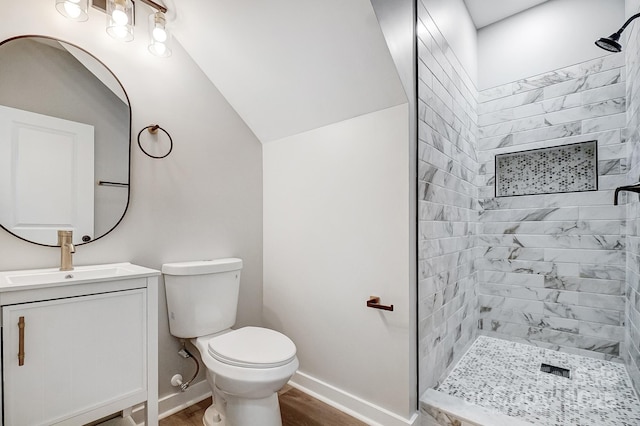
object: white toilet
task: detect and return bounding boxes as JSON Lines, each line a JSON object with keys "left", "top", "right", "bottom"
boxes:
{"left": 162, "top": 258, "right": 299, "bottom": 426}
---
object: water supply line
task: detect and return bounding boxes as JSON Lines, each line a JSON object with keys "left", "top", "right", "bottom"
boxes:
{"left": 614, "top": 182, "right": 640, "bottom": 205}
{"left": 172, "top": 340, "right": 200, "bottom": 392}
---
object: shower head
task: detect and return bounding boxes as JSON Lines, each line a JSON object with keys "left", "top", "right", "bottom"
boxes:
{"left": 595, "top": 33, "right": 622, "bottom": 53}
{"left": 595, "top": 12, "right": 640, "bottom": 53}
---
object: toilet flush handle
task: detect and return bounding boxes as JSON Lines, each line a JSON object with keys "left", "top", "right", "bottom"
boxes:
{"left": 366, "top": 296, "right": 394, "bottom": 311}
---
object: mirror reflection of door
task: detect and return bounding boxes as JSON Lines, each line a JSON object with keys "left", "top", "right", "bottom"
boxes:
{"left": 0, "top": 105, "right": 94, "bottom": 245}
{"left": 0, "top": 36, "right": 130, "bottom": 246}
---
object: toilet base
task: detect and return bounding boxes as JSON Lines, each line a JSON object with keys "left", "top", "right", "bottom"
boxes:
{"left": 215, "top": 391, "right": 283, "bottom": 426}
{"left": 203, "top": 403, "right": 224, "bottom": 426}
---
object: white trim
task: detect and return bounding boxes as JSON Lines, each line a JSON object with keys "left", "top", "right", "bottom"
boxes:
{"left": 131, "top": 380, "right": 211, "bottom": 425}
{"left": 421, "top": 389, "right": 533, "bottom": 426}
{"left": 145, "top": 276, "right": 159, "bottom": 425}
{"left": 290, "top": 371, "right": 419, "bottom": 426}
{"left": 132, "top": 371, "right": 420, "bottom": 426}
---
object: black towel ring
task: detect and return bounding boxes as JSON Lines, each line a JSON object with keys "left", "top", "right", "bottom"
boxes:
{"left": 137, "top": 124, "right": 173, "bottom": 159}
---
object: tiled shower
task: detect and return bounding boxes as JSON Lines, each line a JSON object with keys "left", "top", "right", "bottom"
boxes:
{"left": 417, "top": 0, "right": 640, "bottom": 419}
{"left": 477, "top": 53, "right": 627, "bottom": 361}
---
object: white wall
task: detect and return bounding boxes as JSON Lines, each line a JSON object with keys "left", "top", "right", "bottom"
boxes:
{"left": 370, "top": 0, "right": 415, "bottom": 98}
{"left": 478, "top": 0, "right": 625, "bottom": 89}
{"left": 370, "top": 0, "right": 418, "bottom": 414}
{"left": 0, "top": 0, "right": 263, "bottom": 401}
{"left": 263, "top": 104, "right": 414, "bottom": 424}
{"left": 418, "top": 0, "right": 478, "bottom": 85}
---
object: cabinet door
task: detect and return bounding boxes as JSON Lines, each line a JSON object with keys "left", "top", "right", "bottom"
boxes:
{"left": 2, "top": 289, "right": 146, "bottom": 426}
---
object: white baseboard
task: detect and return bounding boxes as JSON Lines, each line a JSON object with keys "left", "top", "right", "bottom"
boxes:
{"left": 131, "top": 373, "right": 419, "bottom": 426}
{"left": 290, "top": 371, "right": 419, "bottom": 426}
{"left": 131, "top": 380, "right": 211, "bottom": 425}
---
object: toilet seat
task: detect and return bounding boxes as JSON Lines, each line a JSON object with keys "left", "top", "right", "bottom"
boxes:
{"left": 208, "top": 326, "right": 297, "bottom": 369}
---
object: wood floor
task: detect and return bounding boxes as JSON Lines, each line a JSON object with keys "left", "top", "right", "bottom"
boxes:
{"left": 159, "top": 386, "right": 367, "bottom": 426}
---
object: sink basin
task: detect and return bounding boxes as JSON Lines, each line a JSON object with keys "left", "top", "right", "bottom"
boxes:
{"left": 6, "top": 266, "right": 130, "bottom": 286}
{"left": 0, "top": 263, "right": 159, "bottom": 289}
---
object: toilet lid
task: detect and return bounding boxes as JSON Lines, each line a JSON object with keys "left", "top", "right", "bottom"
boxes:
{"left": 208, "top": 327, "right": 297, "bottom": 369}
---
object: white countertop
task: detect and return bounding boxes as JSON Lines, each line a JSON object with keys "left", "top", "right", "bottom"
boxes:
{"left": 0, "top": 262, "right": 160, "bottom": 293}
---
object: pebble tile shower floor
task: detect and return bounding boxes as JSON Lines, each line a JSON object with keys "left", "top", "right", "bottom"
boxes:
{"left": 435, "top": 336, "right": 640, "bottom": 425}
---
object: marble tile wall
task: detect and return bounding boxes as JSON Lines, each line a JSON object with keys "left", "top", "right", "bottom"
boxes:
{"left": 417, "top": 0, "right": 480, "bottom": 395}
{"left": 624, "top": 0, "right": 640, "bottom": 396}
{"left": 477, "top": 54, "right": 628, "bottom": 361}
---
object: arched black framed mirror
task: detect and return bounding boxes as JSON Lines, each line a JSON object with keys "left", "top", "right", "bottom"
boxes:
{"left": 0, "top": 35, "right": 131, "bottom": 247}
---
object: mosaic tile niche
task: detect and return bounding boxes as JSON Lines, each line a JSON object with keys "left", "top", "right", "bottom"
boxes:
{"left": 495, "top": 141, "right": 598, "bottom": 197}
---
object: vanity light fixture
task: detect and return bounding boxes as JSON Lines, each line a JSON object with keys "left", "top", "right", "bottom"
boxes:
{"left": 55, "top": 0, "right": 171, "bottom": 57}
{"left": 148, "top": 11, "right": 172, "bottom": 57}
{"left": 55, "top": 0, "right": 89, "bottom": 21}
{"left": 106, "top": 0, "right": 134, "bottom": 42}
{"left": 595, "top": 12, "right": 640, "bottom": 52}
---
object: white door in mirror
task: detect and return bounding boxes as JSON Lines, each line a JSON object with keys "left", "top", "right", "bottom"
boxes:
{"left": 0, "top": 105, "right": 94, "bottom": 245}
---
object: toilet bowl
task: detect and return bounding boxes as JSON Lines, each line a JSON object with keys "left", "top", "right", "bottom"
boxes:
{"left": 194, "top": 327, "right": 299, "bottom": 426}
{"left": 162, "top": 259, "right": 298, "bottom": 426}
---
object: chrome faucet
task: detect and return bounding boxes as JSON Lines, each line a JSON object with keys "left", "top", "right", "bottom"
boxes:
{"left": 57, "top": 230, "right": 75, "bottom": 271}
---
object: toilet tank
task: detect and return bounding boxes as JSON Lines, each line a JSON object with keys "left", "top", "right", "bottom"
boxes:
{"left": 162, "top": 258, "right": 242, "bottom": 338}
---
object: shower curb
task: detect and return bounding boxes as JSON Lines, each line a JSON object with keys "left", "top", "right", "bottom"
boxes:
{"left": 420, "top": 389, "right": 535, "bottom": 426}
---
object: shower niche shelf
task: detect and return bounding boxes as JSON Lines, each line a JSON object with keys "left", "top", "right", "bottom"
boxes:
{"left": 495, "top": 140, "right": 598, "bottom": 197}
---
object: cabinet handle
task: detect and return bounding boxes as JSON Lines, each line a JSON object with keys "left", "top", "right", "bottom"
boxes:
{"left": 18, "top": 316, "right": 25, "bottom": 366}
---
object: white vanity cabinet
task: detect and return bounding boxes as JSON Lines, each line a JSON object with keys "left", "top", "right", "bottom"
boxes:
{"left": 0, "top": 263, "right": 160, "bottom": 426}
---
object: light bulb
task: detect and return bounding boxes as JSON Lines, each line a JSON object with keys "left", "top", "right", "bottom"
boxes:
{"left": 151, "top": 42, "right": 167, "bottom": 56}
{"left": 152, "top": 27, "right": 167, "bottom": 42}
{"left": 55, "top": 0, "right": 88, "bottom": 21}
{"left": 111, "top": 25, "right": 129, "bottom": 39}
{"left": 111, "top": 7, "right": 129, "bottom": 25}
{"left": 63, "top": 1, "right": 82, "bottom": 18}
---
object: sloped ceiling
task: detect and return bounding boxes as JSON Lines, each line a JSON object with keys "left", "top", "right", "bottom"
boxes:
{"left": 171, "top": 0, "right": 407, "bottom": 143}
{"left": 463, "top": 0, "right": 551, "bottom": 29}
